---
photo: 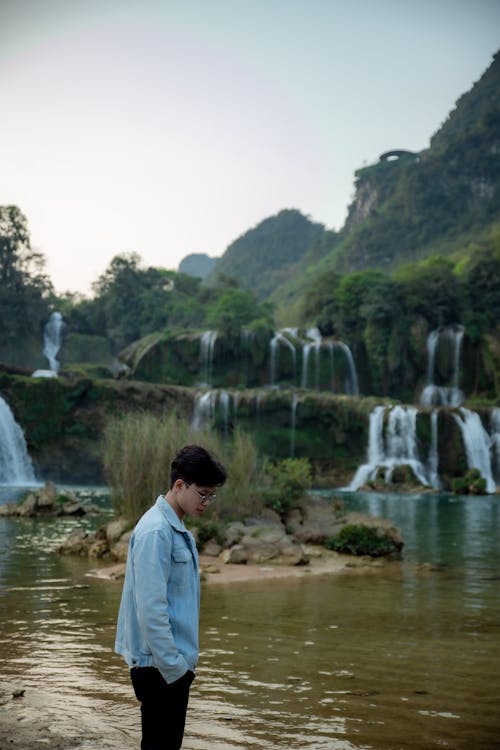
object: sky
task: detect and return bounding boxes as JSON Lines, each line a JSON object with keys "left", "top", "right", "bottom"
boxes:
{"left": 1, "top": 0, "right": 499, "bottom": 296}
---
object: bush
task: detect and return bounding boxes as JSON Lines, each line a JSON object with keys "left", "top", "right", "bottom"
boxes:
{"left": 325, "top": 524, "right": 401, "bottom": 558}
{"left": 262, "top": 457, "right": 312, "bottom": 520}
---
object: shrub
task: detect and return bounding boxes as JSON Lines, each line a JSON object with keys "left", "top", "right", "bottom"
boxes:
{"left": 325, "top": 524, "right": 401, "bottom": 558}
{"left": 262, "top": 457, "right": 312, "bottom": 520}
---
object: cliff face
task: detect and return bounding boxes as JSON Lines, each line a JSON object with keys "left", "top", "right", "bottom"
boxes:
{"left": 304, "top": 52, "right": 500, "bottom": 276}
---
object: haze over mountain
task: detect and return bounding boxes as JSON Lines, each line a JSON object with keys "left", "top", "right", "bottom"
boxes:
{"left": 179, "top": 50, "right": 499, "bottom": 307}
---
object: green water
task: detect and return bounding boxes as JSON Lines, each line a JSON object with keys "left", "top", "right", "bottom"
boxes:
{"left": 0, "top": 489, "right": 499, "bottom": 749}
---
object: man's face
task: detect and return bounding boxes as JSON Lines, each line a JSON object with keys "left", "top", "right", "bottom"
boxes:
{"left": 175, "top": 480, "right": 217, "bottom": 518}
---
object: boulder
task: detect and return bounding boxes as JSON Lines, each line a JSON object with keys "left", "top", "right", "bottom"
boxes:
{"left": 57, "top": 528, "right": 93, "bottom": 555}
{"left": 105, "top": 518, "right": 130, "bottom": 545}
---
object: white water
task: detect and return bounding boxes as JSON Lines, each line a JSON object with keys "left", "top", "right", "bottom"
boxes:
{"left": 345, "top": 405, "right": 430, "bottom": 491}
{"left": 199, "top": 331, "right": 218, "bottom": 386}
{"left": 43, "top": 311, "right": 64, "bottom": 373}
{"left": 420, "top": 325, "right": 464, "bottom": 406}
{"left": 301, "top": 328, "right": 322, "bottom": 389}
{"left": 192, "top": 390, "right": 218, "bottom": 430}
{"left": 0, "top": 396, "right": 37, "bottom": 485}
{"left": 269, "top": 331, "right": 296, "bottom": 387}
{"left": 452, "top": 408, "right": 496, "bottom": 493}
{"left": 335, "top": 342, "right": 359, "bottom": 395}
{"left": 491, "top": 408, "right": 500, "bottom": 485}
{"left": 427, "top": 410, "right": 441, "bottom": 490}
{"left": 290, "top": 393, "right": 299, "bottom": 457}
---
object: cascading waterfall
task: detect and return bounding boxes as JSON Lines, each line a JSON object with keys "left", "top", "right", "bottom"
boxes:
{"left": 192, "top": 389, "right": 235, "bottom": 437}
{"left": 420, "top": 325, "right": 464, "bottom": 407}
{"left": 335, "top": 342, "right": 359, "bottom": 396}
{"left": 452, "top": 408, "right": 496, "bottom": 493}
{"left": 0, "top": 395, "right": 36, "bottom": 485}
{"left": 427, "top": 410, "right": 441, "bottom": 490}
{"left": 490, "top": 408, "right": 500, "bottom": 485}
{"left": 219, "top": 390, "right": 231, "bottom": 439}
{"left": 345, "top": 405, "right": 430, "bottom": 491}
{"left": 290, "top": 393, "right": 299, "bottom": 458}
{"left": 199, "top": 331, "right": 218, "bottom": 386}
{"left": 301, "top": 327, "right": 322, "bottom": 390}
{"left": 43, "top": 311, "right": 64, "bottom": 372}
{"left": 192, "top": 390, "right": 218, "bottom": 430}
{"left": 269, "top": 331, "right": 297, "bottom": 387}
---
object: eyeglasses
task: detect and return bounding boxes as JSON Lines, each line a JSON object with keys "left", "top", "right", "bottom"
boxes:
{"left": 184, "top": 482, "right": 217, "bottom": 506}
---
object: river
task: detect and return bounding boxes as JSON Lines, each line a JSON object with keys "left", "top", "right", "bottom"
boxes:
{"left": 0, "top": 488, "right": 499, "bottom": 749}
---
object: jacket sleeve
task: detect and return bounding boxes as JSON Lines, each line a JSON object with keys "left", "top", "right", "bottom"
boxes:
{"left": 132, "top": 528, "right": 189, "bottom": 683}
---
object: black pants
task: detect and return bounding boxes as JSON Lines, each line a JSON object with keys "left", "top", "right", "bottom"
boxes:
{"left": 131, "top": 667, "right": 195, "bottom": 750}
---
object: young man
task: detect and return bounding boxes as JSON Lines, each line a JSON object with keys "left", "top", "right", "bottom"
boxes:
{"left": 115, "top": 444, "right": 227, "bottom": 750}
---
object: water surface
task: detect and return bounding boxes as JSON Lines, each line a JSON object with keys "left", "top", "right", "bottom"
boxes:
{"left": 0, "top": 489, "right": 499, "bottom": 749}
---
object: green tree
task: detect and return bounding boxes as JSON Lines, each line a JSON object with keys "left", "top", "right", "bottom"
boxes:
{"left": 0, "top": 206, "right": 52, "bottom": 361}
{"left": 90, "top": 253, "right": 174, "bottom": 350}
{"left": 206, "top": 287, "right": 271, "bottom": 336}
{"left": 394, "top": 256, "right": 464, "bottom": 328}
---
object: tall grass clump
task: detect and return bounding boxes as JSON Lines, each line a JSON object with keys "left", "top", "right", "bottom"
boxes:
{"left": 103, "top": 411, "right": 263, "bottom": 521}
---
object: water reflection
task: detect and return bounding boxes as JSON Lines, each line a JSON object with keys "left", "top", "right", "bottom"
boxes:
{"left": 0, "top": 491, "right": 499, "bottom": 748}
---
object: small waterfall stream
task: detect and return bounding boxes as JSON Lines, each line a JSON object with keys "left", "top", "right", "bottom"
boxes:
{"left": 0, "top": 395, "right": 36, "bottom": 485}
{"left": 345, "top": 405, "right": 431, "bottom": 491}
{"left": 269, "top": 331, "right": 297, "bottom": 387}
{"left": 199, "top": 331, "right": 218, "bottom": 386}
{"left": 452, "top": 408, "right": 496, "bottom": 493}
{"left": 43, "top": 312, "right": 64, "bottom": 373}
{"left": 420, "top": 325, "right": 464, "bottom": 407}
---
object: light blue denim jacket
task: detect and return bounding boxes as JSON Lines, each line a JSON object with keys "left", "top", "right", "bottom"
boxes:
{"left": 115, "top": 496, "right": 200, "bottom": 684}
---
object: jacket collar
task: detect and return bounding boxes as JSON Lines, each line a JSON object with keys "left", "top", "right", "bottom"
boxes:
{"left": 155, "top": 495, "right": 187, "bottom": 533}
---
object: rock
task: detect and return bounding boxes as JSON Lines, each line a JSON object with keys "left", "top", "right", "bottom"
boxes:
{"left": 105, "top": 517, "right": 130, "bottom": 545}
{"left": 88, "top": 539, "right": 110, "bottom": 558}
{"left": 111, "top": 531, "right": 132, "bottom": 562}
{"left": 57, "top": 528, "right": 93, "bottom": 555}
{"left": 36, "top": 482, "right": 58, "bottom": 510}
{"left": 59, "top": 501, "right": 86, "bottom": 516}
{"left": 202, "top": 539, "right": 222, "bottom": 557}
{"left": 224, "top": 522, "right": 246, "bottom": 547}
{"left": 221, "top": 545, "right": 248, "bottom": 564}
{"left": 0, "top": 503, "right": 18, "bottom": 516}
{"left": 292, "top": 495, "right": 343, "bottom": 544}
{"left": 17, "top": 495, "right": 37, "bottom": 517}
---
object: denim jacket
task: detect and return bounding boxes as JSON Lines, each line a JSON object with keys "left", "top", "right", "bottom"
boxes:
{"left": 115, "top": 496, "right": 200, "bottom": 684}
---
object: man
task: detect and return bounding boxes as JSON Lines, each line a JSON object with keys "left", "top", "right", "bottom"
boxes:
{"left": 115, "top": 444, "right": 227, "bottom": 750}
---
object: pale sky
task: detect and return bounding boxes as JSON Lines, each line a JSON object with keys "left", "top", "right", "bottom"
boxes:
{"left": 1, "top": 0, "right": 499, "bottom": 295}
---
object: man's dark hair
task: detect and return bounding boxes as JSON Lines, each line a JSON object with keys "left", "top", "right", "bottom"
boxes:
{"left": 170, "top": 445, "right": 227, "bottom": 488}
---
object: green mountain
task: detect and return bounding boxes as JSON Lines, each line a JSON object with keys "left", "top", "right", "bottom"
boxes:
{"left": 270, "top": 51, "right": 500, "bottom": 312}
{"left": 206, "top": 209, "right": 327, "bottom": 299}
{"left": 178, "top": 253, "right": 218, "bottom": 279}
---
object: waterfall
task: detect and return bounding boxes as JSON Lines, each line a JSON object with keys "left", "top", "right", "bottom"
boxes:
{"left": 192, "top": 390, "right": 218, "bottom": 430}
{"left": 219, "top": 390, "right": 231, "bottom": 439}
{"left": 420, "top": 325, "right": 464, "bottom": 407}
{"left": 269, "top": 331, "right": 296, "bottom": 387}
{"left": 427, "top": 410, "right": 441, "bottom": 490}
{"left": 43, "top": 312, "right": 64, "bottom": 373}
{"left": 452, "top": 408, "right": 496, "bottom": 493}
{"left": 192, "top": 389, "right": 235, "bottom": 437}
{"left": 345, "top": 405, "right": 430, "bottom": 491}
{"left": 490, "top": 408, "right": 500, "bottom": 485}
{"left": 199, "top": 331, "right": 218, "bottom": 386}
{"left": 0, "top": 396, "right": 36, "bottom": 485}
{"left": 335, "top": 342, "right": 359, "bottom": 396}
{"left": 301, "top": 327, "right": 322, "bottom": 389}
{"left": 290, "top": 393, "right": 299, "bottom": 458}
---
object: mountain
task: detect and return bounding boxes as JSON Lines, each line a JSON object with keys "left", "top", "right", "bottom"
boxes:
{"left": 270, "top": 51, "right": 500, "bottom": 313}
{"left": 178, "top": 253, "right": 218, "bottom": 279}
{"left": 316, "top": 50, "right": 500, "bottom": 275}
{"left": 205, "top": 209, "right": 327, "bottom": 299}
